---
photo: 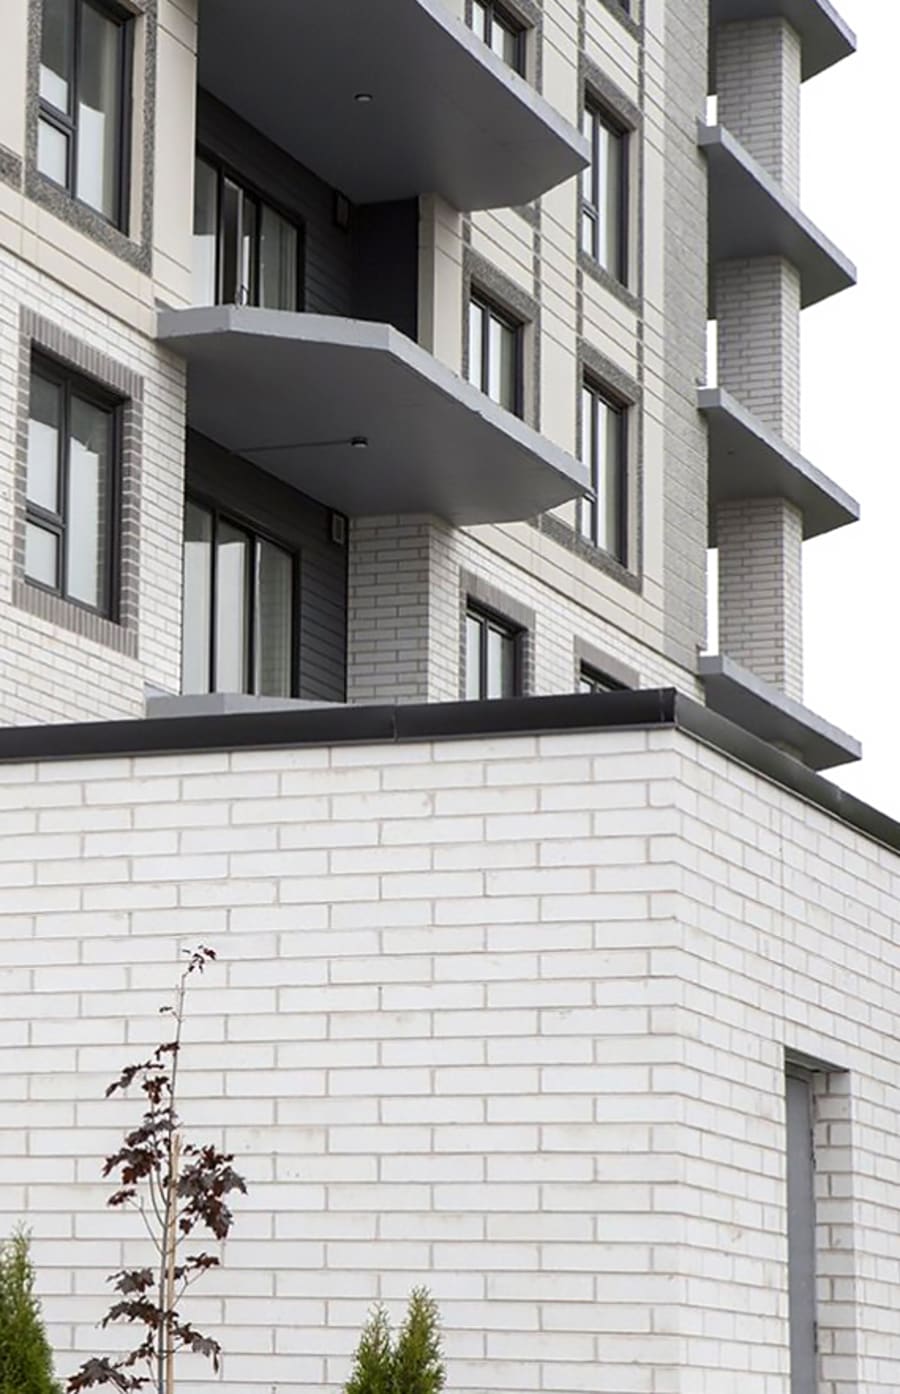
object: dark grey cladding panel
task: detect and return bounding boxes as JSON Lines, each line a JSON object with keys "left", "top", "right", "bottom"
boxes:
{"left": 700, "top": 387, "right": 859, "bottom": 543}
{"left": 158, "top": 306, "right": 589, "bottom": 526}
{"left": 701, "top": 124, "right": 856, "bottom": 310}
{"left": 187, "top": 434, "right": 347, "bottom": 704}
{"left": 197, "top": 0, "right": 588, "bottom": 209}
{"left": 709, "top": 0, "right": 855, "bottom": 87}
{"left": 699, "top": 654, "right": 861, "bottom": 770}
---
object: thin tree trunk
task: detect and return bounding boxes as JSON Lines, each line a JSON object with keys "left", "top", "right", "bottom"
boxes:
{"left": 164, "top": 1130, "right": 182, "bottom": 1394}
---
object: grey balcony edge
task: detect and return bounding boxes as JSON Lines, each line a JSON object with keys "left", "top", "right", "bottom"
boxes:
{"left": 700, "top": 123, "right": 856, "bottom": 309}
{"left": 699, "top": 386, "right": 859, "bottom": 542}
{"left": 699, "top": 654, "right": 861, "bottom": 770}
{"left": 709, "top": 0, "right": 856, "bottom": 87}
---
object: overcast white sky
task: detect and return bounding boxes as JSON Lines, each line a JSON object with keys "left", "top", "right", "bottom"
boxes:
{"left": 773, "top": 1, "right": 899, "bottom": 817}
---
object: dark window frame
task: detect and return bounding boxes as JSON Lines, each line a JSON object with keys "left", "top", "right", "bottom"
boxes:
{"left": 183, "top": 492, "right": 302, "bottom": 699}
{"left": 468, "top": 290, "right": 525, "bottom": 419}
{"left": 470, "top": 0, "right": 527, "bottom": 75}
{"left": 578, "top": 376, "right": 628, "bottom": 565}
{"left": 194, "top": 148, "right": 306, "bottom": 312}
{"left": 578, "top": 662, "right": 627, "bottom": 695}
{"left": 38, "top": 0, "right": 134, "bottom": 232}
{"left": 581, "top": 99, "right": 629, "bottom": 284}
{"left": 24, "top": 351, "right": 123, "bottom": 621}
{"left": 465, "top": 601, "right": 523, "bottom": 701}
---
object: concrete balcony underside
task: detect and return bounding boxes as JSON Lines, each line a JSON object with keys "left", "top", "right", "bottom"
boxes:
{"left": 700, "top": 386, "right": 859, "bottom": 543}
{"left": 197, "top": 0, "right": 588, "bottom": 210}
{"left": 700, "top": 124, "right": 856, "bottom": 309}
{"left": 709, "top": 0, "right": 856, "bottom": 85}
{"left": 699, "top": 654, "right": 861, "bottom": 770}
{"left": 157, "top": 306, "right": 589, "bottom": 526}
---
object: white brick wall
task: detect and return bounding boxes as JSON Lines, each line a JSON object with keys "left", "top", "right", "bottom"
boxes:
{"left": 716, "top": 18, "right": 802, "bottom": 201}
{"left": 717, "top": 496, "right": 804, "bottom": 699}
{"left": 4, "top": 725, "right": 900, "bottom": 1392}
{"left": 0, "top": 251, "right": 186, "bottom": 724}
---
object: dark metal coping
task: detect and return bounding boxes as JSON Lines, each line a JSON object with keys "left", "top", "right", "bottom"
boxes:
{"left": 2, "top": 689, "right": 898, "bottom": 856}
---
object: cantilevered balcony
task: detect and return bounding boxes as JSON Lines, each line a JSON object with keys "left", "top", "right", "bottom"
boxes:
{"left": 699, "top": 655, "right": 861, "bottom": 770}
{"left": 197, "top": 0, "right": 589, "bottom": 211}
{"left": 709, "top": 0, "right": 856, "bottom": 84}
{"left": 700, "top": 386, "right": 859, "bottom": 543}
{"left": 700, "top": 124, "right": 856, "bottom": 309}
{"left": 157, "top": 306, "right": 589, "bottom": 525}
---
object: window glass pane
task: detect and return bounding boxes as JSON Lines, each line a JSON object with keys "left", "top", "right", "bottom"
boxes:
{"left": 215, "top": 521, "right": 249, "bottom": 692}
{"left": 259, "top": 205, "right": 299, "bottom": 311}
{"left": 27, "top": 374, "right": 61, "bottom": 514}
{"left": 579, "top": 387, "right": 596, "bottom": 540}
{"left": 254, "top": 538, "right": 294, "bottom": 697}
{"left": 596, "top": 397, "right": 622, "bottom": 556}
{"left": 220, "top": 179, "right": 242, "bottom": 305}
{"left": 581, "top": 108, "right": 593, "bottom": 199}
{"left": 596, "top": 121, "right": 622, "bottom": 274}
{"left": 465, "top": 614, "right": 482, "bottom": 700}
{"left": 182, "top": 501, "right": 213, "bottom": 695}
{"left": 25, "top": 523, "right": 59, "bottom": 589}
{"left": 488, "top": 314, "right": 517, "bottom": 413}
{"left": 486, "top": 623, "right": 515, "bottom": 699}
{"left": 38, "top": 118, "right": 69, "bottom": 186}
{"left": 40, "top": 0, "right": 72, "bottom": 110}
{"left": 468, "top": 301, "right": 484, "bottom": 392}
{"left": 76, "top": 2, "right": 122, "bottom": 219}
{"left": 492, "top": 13, "right": 520, "bottom": 70}
{"left": 192, "top": 158, "right": 219, "bottom": 306}
{"left": 66, "top": 395, "right": 111, "bottom": 608}
{"left": 240, "top": 194, "right": 257, "bottom": 307}
{"left": 471, "top": 0, "right": 487, "bottom": 42}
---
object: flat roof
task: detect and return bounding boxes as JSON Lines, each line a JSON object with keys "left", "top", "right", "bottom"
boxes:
{"left": 709, "top": 0, "right": 856, "bottom": 86}
{"left": 0, "top": 689, "right": 892, "bottom": 853}
{"left": 699, "top": 654, "right": 861, "bottom": 771}
{"left": 157, "top": 306, "right": 589, "bottom": 526}
{"left": 700, "top": 386, "right": 859, "bottom": 543}
{"left": 197, "top": 0, "right": 589, "bottom": 210}
{"left": 701, "top": 124, "right": 856, "bottom": 310}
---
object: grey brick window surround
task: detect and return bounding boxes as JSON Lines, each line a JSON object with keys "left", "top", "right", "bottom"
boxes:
{"left": 464, "top": 0, "right": 543, "bottom": 91}
{"left": 0, "top": 145, "right": 23, "bottom": 189}
{"left": 574, "top": 637, "right": 640, "bottom": 692}
{"left": 462, "top": 246, "right": 541, "bottom": 432}
{"left": 459, "top": 568, "right": 536, "bottom": 699}
{"left": 24, "top": 0, "right": 156, "bottom": 273}
{"left": 536, "top": 341, "right": 643, "bottom": 594}
{"left": 579, "top": 54, "right": 642, "bottom": 312}
{"left": 597, "top": 0, "right": 641, "bottom": 41}
{"left": 14, "top": 308, "right": 143, "bottom": 655}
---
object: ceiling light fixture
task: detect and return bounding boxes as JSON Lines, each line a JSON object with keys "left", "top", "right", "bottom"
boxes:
{"left": 354, "top": 92, "right": 374, "bottom": 104}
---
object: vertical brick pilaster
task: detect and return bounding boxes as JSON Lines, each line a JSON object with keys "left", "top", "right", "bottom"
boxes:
{"left": 717, "top": 497, "right": 803, "bottom": 700}
{"left": 346, "top": 517, "right": 433, "bottom": 705}
{"left": 716, "top": 18, "right": 801, "bottom": 201}
{"left": 715, "top": 257, "right": 801, "bottom": 450}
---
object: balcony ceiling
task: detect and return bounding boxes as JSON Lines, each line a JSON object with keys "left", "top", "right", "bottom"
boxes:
{"left": 700, "top": 386, "right": 859, "bottom": 543}
{"left": 709, "top": 0, "right": 856, "bottom": 86}
{"left": 701, "top": 124, "right": 856, "bottom": 310}
{"left": 157, "top": 306, "right": 589, "bottom": 527}
{"left": 699, "top": 655, "right": 861, "bottom": 771}
{"left": 197, "top": 0, "right": 589, "bottom": 210}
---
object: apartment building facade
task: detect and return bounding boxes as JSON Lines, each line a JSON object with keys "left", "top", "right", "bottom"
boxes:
{"left": 4, "top": 1, "right": 899, "bottom": 1392}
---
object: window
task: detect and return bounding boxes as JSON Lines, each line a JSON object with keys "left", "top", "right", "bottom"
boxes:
{"left": 470, "top": 0, "right": 526, "bottom": 74}
{"left": 182, "top": 500, "right": 298, "bottom": 698}
{"left": 581, "top": 103, "right": 627, "bottom": 279}
{"left": 578, "top": 380, "right": 627, "bottom": 562}
{"left": 24, "top": 357, "right": 120, "bottom": 616}
{"left": 193, "top": 156, "right": 303, "bottom": 311}
{"left": 578, "top": 663, "right": 626, "bottom": 694}
{"left": 786, "top": 1070, "right": 818, "bottom": 1394}
{"left": 465, "top": 605, "right": 520, "bottom": 700}
{"left": 38, "top": 0, "right": 131, "bottom": 227}
{"left": 468, "top": 294, "right": 522, "bottom": 417}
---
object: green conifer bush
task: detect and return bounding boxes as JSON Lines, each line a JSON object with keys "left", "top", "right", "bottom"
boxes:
{"left": 344, "top": 1288, "right": 446, "bottom": 1394}
{"left": 0, "top": 1227, "right": 61, "bottom": 1394}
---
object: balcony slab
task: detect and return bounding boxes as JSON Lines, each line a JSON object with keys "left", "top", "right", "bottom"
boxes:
{"left": 700, "top": 123, "right": 856, "bottom": 309}
{"left": 157, "top": 306, "right": 588, "bottom": 526}
{"left": 699, "top": 654, "right": 861, "bottom": 770}
{"left": 709, "top": 0, "right": 856, "bottom": 85}
{"left": 700, "top": 386, "right": 858, "bottom": 543}
{"left": 197, "top": 0, "right": 589, "bottom": 210}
